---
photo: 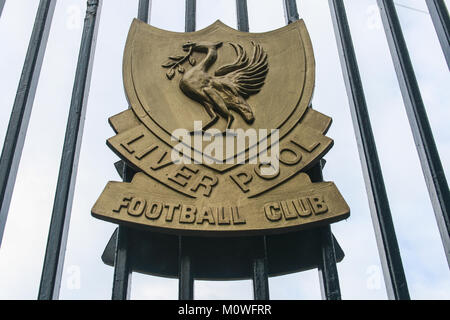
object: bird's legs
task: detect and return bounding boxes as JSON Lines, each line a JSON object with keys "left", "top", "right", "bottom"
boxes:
{"left": 226, "top": 113, "right": 234, "bottom": 129}
{"left": 189, "top": 102, "right": 218, "bottom": 135}
{"left": 202, "top": 102, "right": 219, "bottom": 131}
{"left": 204, "top": 88, "right": 234, "bottom": 132}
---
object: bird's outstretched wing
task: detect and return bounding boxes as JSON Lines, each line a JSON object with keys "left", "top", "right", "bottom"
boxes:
{"left": 214, "top": 42, "right": 268, "bottom": 99}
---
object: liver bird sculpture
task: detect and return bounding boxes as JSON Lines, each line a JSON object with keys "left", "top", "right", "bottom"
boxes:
{"left": 162, "top": 41, "right": 269, "bottom": 131}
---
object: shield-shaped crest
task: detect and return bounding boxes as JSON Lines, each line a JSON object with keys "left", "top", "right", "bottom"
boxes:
{"left": 93, "top": 19, "right": 349, "bottom": 237}
{"left": 123, "top": 19, "right": 315, "bottom": 170}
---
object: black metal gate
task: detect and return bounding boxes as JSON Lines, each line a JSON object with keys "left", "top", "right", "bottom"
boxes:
{"left": 0, "top": 0, "right": 448, "bottom": 300}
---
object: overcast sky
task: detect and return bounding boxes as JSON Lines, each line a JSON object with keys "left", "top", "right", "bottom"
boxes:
{"left": 0, "top": 0, "right": 448, "bottom": 300}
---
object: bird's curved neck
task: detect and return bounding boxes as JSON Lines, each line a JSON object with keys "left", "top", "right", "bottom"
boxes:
{"left": 198, "top": 48, "right": 218, "bottom": 72}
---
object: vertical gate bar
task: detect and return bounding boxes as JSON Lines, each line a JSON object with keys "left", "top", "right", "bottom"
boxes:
{"left": 177, "top": 0, "right": 196, "bottom": 301}
{"left": 329, "top": 0, "right": 409, "bottom": 300}
{"left": 0, "top": 0, "right": 56, "bottom": 247}
{"left": 426, "top": 0, "right": 450, "bottom": 69}
{"left": 0, "top": 0, "right": 5, "bottom": 18}
{"left": 236, "top": 0, "right": 249, "bottom": 32}
{"left": 252, "top": 236, "right": 270, "bottom": 300}
{"left": 236, "top": 0, "right": 248, "bottom": 28}
{"left": 309, "top": 161, "right": 342, "bottom": 300}
{"left": 377, "top": 0, "right": 450, "bottom": 267}
{"left": 283, "top": 0, "right": 300, "bottom": 24}
{"left": 235, "top": 0, "right": 270, "bottom": 300}
{"left": 185, "top": 0, "right": 196, "bottom": 32}
{"left": 318, "top": 225, "right": 341, "bottom": 300}
{"left": 137, "top": 0, "right": 152, "bottom": 24}
{"left": 283, "top": 0, "right": 342, "bottom": 301}
{"left": 178, "top": 237, "right": 194, "bottom": 300}
{"left": 112, "top": 166, "right": 135, "bottom": 300}
{"left": 38, "top": 0, "right": 102, "bottom": 300}
{"left": 112, "top": 223, "right": 132, "bottom": 300}
{"left": 111, "top": 0, "right": 152, "bottom": 301}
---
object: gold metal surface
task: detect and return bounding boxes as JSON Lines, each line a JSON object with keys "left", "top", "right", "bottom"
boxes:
{"left": 162, "top": 40, "right": 268, "bottom": 130}
{"left": 92, "top": 19, "right": 350, "bottom": 236}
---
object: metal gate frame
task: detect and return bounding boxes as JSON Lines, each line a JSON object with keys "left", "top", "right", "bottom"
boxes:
{"left": 0, "top": 0, "right": 448, "bottom": 300}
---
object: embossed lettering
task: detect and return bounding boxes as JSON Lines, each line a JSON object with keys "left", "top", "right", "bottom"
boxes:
{"left": 121, "top": 133, "right": 144, "bottom": 154}
{"left": 280, "top": 200, "right": 298, "bottom": 220}
{"left": 264, "top": 202, "right": 282, "bottom": 222}
{"left": 135, "top": 144, "right": 158, "bottom": 160}
{"left": 180, "top": 205, "right": 197, "bottom": 223}
{"left": 145, "top": 201, "right": 163, "bottom": 220}
{"left": 217, "top": 207, "right": 231, "bottom": 225}
{"left": 254, "top": 162, "right": 280, "bottom": 180}
{"left": 168, "top": 166, "right": 199, "bottom": 187}
{"left": 309, "top": 195, "right": 328, "bottom": 214}
{"left": 197, "top": 207, "right": 215, "bottom": 225}
{"left": 151, "top": 150, "right": 175, "bottom": 170}
{"left": 113, "top": 197, "right": 132, "bottom": 213}
{"left": 278, "top": 143, "right": 302, "bottom": 166}
{"left": 229, "top": 171, "right": 253, "bottom": 193}
{"left": 293, "top": 198, "right": 312, "bottom": 217}
{"left": 165, "top": 203, "right": 181, "bottom": 222}
{"left": 231, "top": 207, "right": 246, "bottom": 224}
{"left": 128, "top": 197, "right": 146, "bottom": 217}
{"left": 190, "top": 174, "right": 218, "bottom": 197}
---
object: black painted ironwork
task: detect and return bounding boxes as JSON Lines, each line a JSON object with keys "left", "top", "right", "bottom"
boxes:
{"left": 318, "top": 225, "right": 341, "bottom": 300}
{"left": 235, "top": 0, "right": 270, "bottom": 301}
{"left": 111, "top": 0, "right": 153, "bottom": 301}
{"left": 283, "top": 2, "right": 343, "bottom": 301}
{"left": 329, "top": 0, "right": 409, "bottom": 300}
{"left": 377, "top": 0, "right": 450, "bottom": 268}
{"left": 178, "top": 237, "right": 194, "bottom": 300}
{"left": 283, "top": 0, "right": 300, "bottom": 24}
{"left": 0, "top": 0, "right": 56, "bottom": 247}
{"left": 176, "top": 0, "right": 197, "bottom": 301}
{"left": 38, "top": 0, "right": 102, "bottom": 300}
{"left": 426, "top": 0, "right": 450, "bottom": 69}
{"left": 236, "top": 0, "right": 249, "bottom": 32}
{"left": 0, "top": 0, "right": 5, "bottom": 18}
{"left": 111, "top": 165, "right": 135, "bottom": 300}
{"left": 112, "top": 225, "right": 132, "bottom": 300}
{"left": 103, "top": 229, "right": 345, "bottom": 280}
{"left": 185, "top": 0, "right": 196, "bottom": 33}
{"left": 252, "top": 236, "right": 270, "bottom": 300}
{"left": 138, "top": 0, "right": 152, "bottom": 24}
{"left": 309, "top": 161, "right": 342, "bottom": 300}
{"left": 111, "top": 164, "right": 136, "bottom": 300}
{"left": 0, "top": 0, "right": 446, "bottom": 301}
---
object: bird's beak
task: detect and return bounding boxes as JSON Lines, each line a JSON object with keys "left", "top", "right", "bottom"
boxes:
{"left": 182, "top": 42, "right": 195, "bottom": 51}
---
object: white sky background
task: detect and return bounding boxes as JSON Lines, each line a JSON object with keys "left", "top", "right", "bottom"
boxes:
{"left": 0, "top": 0, "right": 448, "bottom": 300}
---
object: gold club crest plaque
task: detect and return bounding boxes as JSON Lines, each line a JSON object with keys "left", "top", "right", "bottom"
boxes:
{"left": 92, "top": 19, "right": 350, "bottom": 235}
